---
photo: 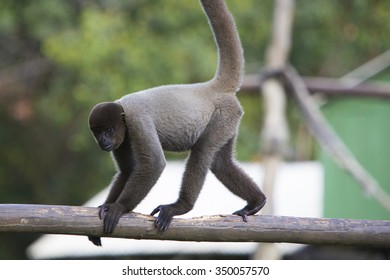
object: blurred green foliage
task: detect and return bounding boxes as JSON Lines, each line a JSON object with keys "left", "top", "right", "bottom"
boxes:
{"left": 0, "top": 0, "right": 389, "bottom": 258}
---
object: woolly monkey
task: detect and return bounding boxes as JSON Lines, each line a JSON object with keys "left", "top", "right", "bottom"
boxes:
{"left": 88, "top": 0, "right": 266, "bottom": 246}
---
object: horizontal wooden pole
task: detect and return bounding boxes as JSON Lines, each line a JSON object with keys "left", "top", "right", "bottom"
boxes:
{"left": 0, "top": 204, "right": 389, "bottom": 247}
{"left": 241, "top": 74, "right": 390, "bottom": 99}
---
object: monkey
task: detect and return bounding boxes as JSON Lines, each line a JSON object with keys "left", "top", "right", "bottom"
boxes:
{"left": 87, "top": 0, "right": 266, "bottom": 246}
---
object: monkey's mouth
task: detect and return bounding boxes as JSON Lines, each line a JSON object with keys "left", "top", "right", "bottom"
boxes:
{"left": 101, "top": 144, "right": 114, "bottom": 152}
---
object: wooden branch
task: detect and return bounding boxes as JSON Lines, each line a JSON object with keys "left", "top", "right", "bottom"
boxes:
{"left": 0, "top": 204, "right": 389, "bottom": 247}
{"left": 341, "top": 49, "right": 390, "bottom": 87}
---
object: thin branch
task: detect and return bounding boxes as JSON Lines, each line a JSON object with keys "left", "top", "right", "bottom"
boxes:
{"left": 0, "top": 204, "right": 389, "bottom": 247}
{"left": 341, "top": 49, "right": 390, "bottom": 87}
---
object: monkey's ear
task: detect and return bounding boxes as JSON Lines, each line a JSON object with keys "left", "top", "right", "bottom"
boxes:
{"left": 120, "top": 112, "right": 126, "bottom": 123}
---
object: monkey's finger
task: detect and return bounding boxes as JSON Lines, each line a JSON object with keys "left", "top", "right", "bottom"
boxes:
{"left": 150, "top": 206, "right": 162, "bottom": 216}
{"left": 155, "top": 214, "right": 173, "bottom": 231}
{"left": 98, "top": 205, "right": 109, "bottom": 220}
{"left": 104, "top": 215, "right": 117, "bottom": 234}
{"left": 104, "top": 204, "right": 128, "bottom": 234}
{"left": 154, "top": 219, "right": 165, "bottom": 231}
{"left": 103, "top": 211, "right": 120, "bottom": 234}
{"left": 160, "top": 219, "right": 172, "bottom": 231}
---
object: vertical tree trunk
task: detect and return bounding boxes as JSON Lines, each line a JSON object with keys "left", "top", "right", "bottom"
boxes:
{"left": 257, "top": 0, "right": 295, "bottom": 260}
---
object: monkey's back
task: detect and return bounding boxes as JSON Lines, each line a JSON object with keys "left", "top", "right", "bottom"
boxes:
{"left": 117, "top": 82, "right": 242, "bottom": 152}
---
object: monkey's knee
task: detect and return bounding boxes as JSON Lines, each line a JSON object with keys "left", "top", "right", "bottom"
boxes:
{"left": 210, "top": 157, "right": 232, "bottom": 175}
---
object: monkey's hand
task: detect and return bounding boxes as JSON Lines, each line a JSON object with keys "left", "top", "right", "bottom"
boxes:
{"left": 150, "top": 205, "right": 176, "bottom": 232}
{"left": 98, "top": 203, "right": 127, "bottom": 234}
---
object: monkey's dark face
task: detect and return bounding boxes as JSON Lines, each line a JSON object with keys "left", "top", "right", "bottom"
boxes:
{"left": 89, "top": 102, "right": 126, "bottom": 152}
{"left": 90, "top": 125, "right": 125, "bottom": 151}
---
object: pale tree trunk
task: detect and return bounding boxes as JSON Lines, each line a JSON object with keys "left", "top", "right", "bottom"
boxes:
{"left": 256, "top": 0, "right": 295, "bottom": 260}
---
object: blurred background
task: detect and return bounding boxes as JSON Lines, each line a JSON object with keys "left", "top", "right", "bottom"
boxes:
{"left": 0, "top": 0, "right": 389, "bottom": 259}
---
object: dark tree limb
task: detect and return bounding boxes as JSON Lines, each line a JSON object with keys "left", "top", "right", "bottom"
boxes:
{"left": 0, "top": 204, "right": 389, "bottom": 248}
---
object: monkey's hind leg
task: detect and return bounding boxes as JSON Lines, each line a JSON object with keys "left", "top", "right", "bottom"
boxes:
{"left": 210, "top": 138, "right": 266, "bottom": 222}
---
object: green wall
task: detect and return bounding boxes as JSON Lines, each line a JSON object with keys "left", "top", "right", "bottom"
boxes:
{"left": 320, "top": 98, "right": 390, "bottom": 220}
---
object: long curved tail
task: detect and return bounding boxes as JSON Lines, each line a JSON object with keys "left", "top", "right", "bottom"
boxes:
{"left": 200, "top": 0, "right": 244, "bottom": 92}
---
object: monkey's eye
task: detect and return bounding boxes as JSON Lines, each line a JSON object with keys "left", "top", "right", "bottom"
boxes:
{"left": 106, "top": 127, "right": 115, "bottom": 134}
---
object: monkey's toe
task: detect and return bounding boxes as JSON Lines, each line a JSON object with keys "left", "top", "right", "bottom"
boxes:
{"left": 150, "top": 205, "right": 162, "bottom": 217}
{"left": 233, "top": 209, "right": 249, "bottom": 222}
{"left": 233, "top": 200, "right": 266, "bottom": 222}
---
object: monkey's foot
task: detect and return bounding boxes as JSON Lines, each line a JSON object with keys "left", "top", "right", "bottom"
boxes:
{"left": 98, "top": 203, "right": 127, "bottom": 234}
{"left": 233, "top": 200, "right": 266, "bottom": 222}
{"left": 150, "top": 205, "right": 176, "bottom": 232}
{"left": 88, "top": 236, "right": 102, "bottom": 246}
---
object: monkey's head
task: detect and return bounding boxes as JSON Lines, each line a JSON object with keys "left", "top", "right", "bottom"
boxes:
{"left": 88, "top": 102, "right": 126, "bottom": 152}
